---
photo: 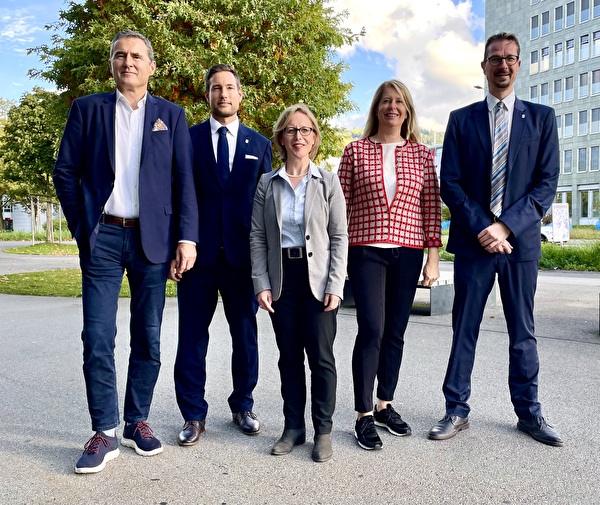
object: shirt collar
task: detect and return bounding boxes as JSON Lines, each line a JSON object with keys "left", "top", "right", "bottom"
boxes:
{"left": 277, "top": 160, "right": 322, "bottom": 181}
{"left": 486, "top": 91, "right": 515, "bottom": 112}
{"left": 210, "top": 116, "right": 239, "bottom": 137}
{"left": 116, "top": 89, "right": 147, "bottom": 110}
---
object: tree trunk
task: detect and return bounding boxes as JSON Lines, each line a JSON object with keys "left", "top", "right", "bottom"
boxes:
{"left": 46, "top": 200, "right": 54, "bottom": 242}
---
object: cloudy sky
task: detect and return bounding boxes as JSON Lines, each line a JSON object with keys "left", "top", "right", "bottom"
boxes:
{"left": 0, "top": 0, "right": 486, "bottom": 131}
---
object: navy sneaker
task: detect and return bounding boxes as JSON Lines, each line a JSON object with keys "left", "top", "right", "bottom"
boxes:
{"left": 373, "top": 404, "right": 412, "bottom": 436}
{"left": 75, "top": 432, "right": 119, "bottom": 474}
{"left": 354, "top": 415, "right": 383, "bottom": 450}
{"left": 121, "top": 421, "right": 163, "bottom": 456}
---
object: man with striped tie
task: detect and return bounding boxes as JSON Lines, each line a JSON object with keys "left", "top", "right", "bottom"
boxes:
{"left": 428, "top": 32, "right": 563, "bottom": 447}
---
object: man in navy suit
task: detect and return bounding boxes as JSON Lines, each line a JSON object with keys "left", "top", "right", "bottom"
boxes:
{"left": 428, "top": 32, "right": 563, "bottom": 446}
{"left": 53, "top": 30, "right": 198, "bottom": 473}
{"left": 174, "top": 64, "right": 272, "bottom": 445}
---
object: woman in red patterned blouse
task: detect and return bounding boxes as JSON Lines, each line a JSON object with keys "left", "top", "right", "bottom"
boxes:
{"left": 337, "top": 79, "right": 443, "bottom": 451}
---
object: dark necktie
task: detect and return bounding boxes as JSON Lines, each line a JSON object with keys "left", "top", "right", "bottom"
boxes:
{"left": 217, "top": 126, "right": 230, "bottom": 184}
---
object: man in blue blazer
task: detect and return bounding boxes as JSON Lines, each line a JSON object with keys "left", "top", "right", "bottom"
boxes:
{"left": 53, "top": 30, "right": 198, "bottom": 474}
{"left": 428, "top": 32, "right": 563, "bottom": 446}
{"left": 174, "top": 64, "right": 272, "bottom": 445}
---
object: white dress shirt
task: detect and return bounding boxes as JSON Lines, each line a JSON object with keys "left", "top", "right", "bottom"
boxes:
{"left": 104, "top": 90, "right": 146, "bottom": 218}
{"left": 209, "top": 116, "right": 239, "bottom": 172}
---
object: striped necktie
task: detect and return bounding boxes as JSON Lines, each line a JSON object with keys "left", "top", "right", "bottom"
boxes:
{"left": 490, "top": 101, "right": 508, "bottom": 217}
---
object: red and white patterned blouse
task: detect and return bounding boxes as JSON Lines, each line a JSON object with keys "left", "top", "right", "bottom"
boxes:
{"left": 337, "top": 137, "right": 442, "bottom": 250}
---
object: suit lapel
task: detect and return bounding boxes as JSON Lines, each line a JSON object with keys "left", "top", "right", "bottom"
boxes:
{"left": 140, "top": 93, "right": 158, "bottom": 169}
{"left": 271, "top": 171, "right": 284, "bottom": 231}
{"left": 473, "top": 100, "right": 491, "bottom": 154}
{"left": 508, "top": 98, "right": 527, "bottom": 173}
{"left": 103, "top": 93, "right": 117, "bottom": 172}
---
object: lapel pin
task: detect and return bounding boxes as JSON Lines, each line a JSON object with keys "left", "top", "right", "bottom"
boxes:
{"left": 245, "top": 138, "right": 249, "bottom": 144}
{"left": 522, "top": 114, "right": 526, "bottom": 118}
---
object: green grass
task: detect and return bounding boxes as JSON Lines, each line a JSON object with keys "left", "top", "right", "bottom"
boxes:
{"left": 539, "top": 241, "right": 600, "bottom": 271}
{"left": 4, "top": 243, "right": 78, "bottom": 255}
{"left": 0, "top": 269, "right": 178, "bottom": 297}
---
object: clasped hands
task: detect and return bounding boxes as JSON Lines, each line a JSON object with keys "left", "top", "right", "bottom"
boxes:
{"left": 477, "top": 222, "right": 513, "bottom": 254}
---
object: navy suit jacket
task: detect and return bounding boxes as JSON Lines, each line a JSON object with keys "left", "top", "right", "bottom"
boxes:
{"left": 189, "top": 120, "right": 272, "bottom": 268}
{"left": 440, "top": 97, "right": 559, "bottom": 261}
{"left": 53, "top": 92, "right": 199, "bottom": 264}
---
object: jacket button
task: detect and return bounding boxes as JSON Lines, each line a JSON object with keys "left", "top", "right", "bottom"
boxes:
{"left": 308, "top": 252, "right": 313, "bottom": 257}
{"left": 306, "top": 235, "right": 310, "bottom": 240}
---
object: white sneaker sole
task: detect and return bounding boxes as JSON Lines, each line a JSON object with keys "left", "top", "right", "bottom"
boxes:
{"left": 121, "top": 437, "right": 163, "bottom": 456}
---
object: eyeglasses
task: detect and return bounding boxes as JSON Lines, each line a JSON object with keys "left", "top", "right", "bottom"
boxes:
{"left": 485, "top": 55, "right": 519, "bottom": 66}
{"left": 284, "top": 126, "right": 314, "bottom": 137}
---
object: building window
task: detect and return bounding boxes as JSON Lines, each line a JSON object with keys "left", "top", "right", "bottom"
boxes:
{"left": 557, "top": 115, "right": 563, "bottom": 138}
{"left": 530, "top": 85, "right": 539, "bottom": 103}
{"left": 580, "top": 72, "right": 589, "bottom": 97}
{"left": 554, "top": 43, "right": 563, "bottom": 67}
{"left": 564, "top": 149, "right": 573, "bottom": 173}
{"left": 592, "top": 108, "right": 600, "bottom": 132}
{"left": 565, "top": 76, "right": 574, "bottom": 100}
{"left": 566, "top": 1, "right": 575, "bottom": 27}
{"left": 593, "top": 70, "right": 600, "bottom": 94}
{"left": 555, "top": 6, "right": 564, "bottom": 30}
{"left": 565, "top": 113, "right": 574, "bottom": 137}
{"left": 582, "top": 0, "right": 591, "bottom": 21}
{"left": 530, "top": 50, "right": 539, "bottom": 73}
{"left": 541, "top": 11, "right": 550, "bottom": 35}
{"left": 540, "top": 83, "right": 549, "bottom": 105}
{"left": 531, "top": 15, "right": 539, "bottom": 39}
{"left": 578, "top": 147, "right": 588, "bottom": 172}
{"left": 553, "top": 79, "right": 563, "bottom": 103}
{"left": 580, "top": 190, "right": 590, "bottom": 217}
{"left": 594, "top": 31, "right": 600, "bottom": 57}
{"left": 595, "top": 0, "right": 600, "bottom": 18}
{"left": 579, "top": 110, "right": 589, "bottom": 135}
{"left": 591, "top": 147, "right": 600, "bottom": 171}
{"left": 541, "top": 47, "right": 550, "bottom": 71}
{"left": 566, "top": 39, "right": 575, "bottom": 64}
{"left": 581, "top": 34, "right": 590, "bottom": 60}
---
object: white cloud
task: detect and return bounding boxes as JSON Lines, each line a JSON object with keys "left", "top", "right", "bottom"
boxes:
{"left": 0, "top": 13, "right": 43, "bottom": 40}
{"left": 330, "top": 0, "right": 485, "bottom": 131}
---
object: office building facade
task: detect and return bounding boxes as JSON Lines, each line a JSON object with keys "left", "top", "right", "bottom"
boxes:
{"left": 486, "top": 0, "right": 600, "bottom": 224}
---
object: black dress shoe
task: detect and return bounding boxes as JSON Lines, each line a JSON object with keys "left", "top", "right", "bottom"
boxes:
{"left": 178, "top": 420, "right": 205, "bottom": 446}
{"left": 517, "top": 415, "right": 564, "bottom": 447}
{"left": 232, "top": 411, "right": 260, "bottom": 435}
{"left": 271, "top": 428, "right": 306, "bottom": 455}
{"left": 428, "top": 413, "right": 469, "bottom": 440}
{"left": 312, "top": 434, "right": 333, "bottom": 462}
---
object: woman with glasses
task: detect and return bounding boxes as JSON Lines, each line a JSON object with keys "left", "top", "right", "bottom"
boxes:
{"left": 250, "top": 103, "right": 348, "bottom": 462}
{"left": 337, "top": 80, "right": 442, "bottom": 451}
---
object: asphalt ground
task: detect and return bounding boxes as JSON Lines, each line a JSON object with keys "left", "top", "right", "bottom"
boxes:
{"left": 0, "top": 242, "right": 599, "bottom": 504}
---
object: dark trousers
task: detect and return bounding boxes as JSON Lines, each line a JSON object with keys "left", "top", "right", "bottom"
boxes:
{"left": 349, "top": 246, "right": 424, "bottom": 413}
{"left": 174, "top": 250, "right": 258, "bottom": 421}
{"left": 443, "top": 254, "right": 541, "bottom": 420}
{"left": 80, "top": 223, "right": 169, "bottom": 432}
{"left": 270, "top": 255, "right": 337, "bottom": 435}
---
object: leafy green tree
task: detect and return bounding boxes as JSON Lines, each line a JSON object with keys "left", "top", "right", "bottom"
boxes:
{"left": 0, "top": 88, "right": 68, "bottom": 240}
{"left": 31, "top": 0, "right": 359, "bottom": 162}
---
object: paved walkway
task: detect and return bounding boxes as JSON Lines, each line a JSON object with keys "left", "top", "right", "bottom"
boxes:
{"left": 0, "top": 243, "right": 599, "bottom": 504}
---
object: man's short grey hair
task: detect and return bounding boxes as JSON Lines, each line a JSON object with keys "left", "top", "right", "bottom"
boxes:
{"left": 109, "top": 30, "right": 155, "bottom": 62}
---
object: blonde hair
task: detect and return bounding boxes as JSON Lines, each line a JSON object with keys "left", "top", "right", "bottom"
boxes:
{"left": 363, "top": 80, "right": 420, "bottom": 142}
{"left": 272, "top": 103, "right": 321, "bottom": 162}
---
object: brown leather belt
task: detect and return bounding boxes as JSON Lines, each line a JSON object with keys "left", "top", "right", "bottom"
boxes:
{"left": 100, "top": 214, "right": 139, "bottom": 228}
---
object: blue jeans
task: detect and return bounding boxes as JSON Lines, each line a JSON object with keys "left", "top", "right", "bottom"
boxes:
{"left": 80, "top": 223, "right": 170, "bottom": 432}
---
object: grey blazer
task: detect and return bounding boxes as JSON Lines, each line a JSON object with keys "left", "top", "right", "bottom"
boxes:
{"left": 250, "top": 162, "right": 348, "bottom": 302}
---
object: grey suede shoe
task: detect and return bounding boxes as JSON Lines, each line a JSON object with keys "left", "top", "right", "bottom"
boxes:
{"left": 312, "top": 433, "right": 333, "bottom": 462}
{"left": 271, "top": 428, "right": 306, "bottom": 455}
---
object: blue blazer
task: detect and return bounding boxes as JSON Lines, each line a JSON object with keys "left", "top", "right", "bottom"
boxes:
{"left": 440, "top": 97, "right": 559, "bottom": 261}
{"left": 53, "top": 92, "right": 199, "bottom": 263}
{"left": 189, "top": 120, "right": 272, "bottom": 268}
